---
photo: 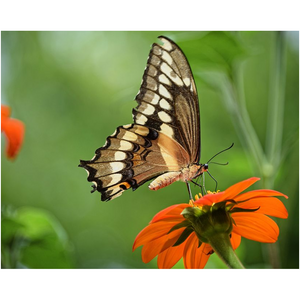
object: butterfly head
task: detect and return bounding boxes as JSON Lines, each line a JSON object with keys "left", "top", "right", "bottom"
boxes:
{"left": 199, "top": 163, "right": 208, "bottom": 176}
{"left": 189, "top": 163, "right": 208, "bottom": 180}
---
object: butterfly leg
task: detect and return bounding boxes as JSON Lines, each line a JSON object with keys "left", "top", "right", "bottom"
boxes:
{"left": 186, "top": 182, "right": 193, "bottom": 200}
{"left": 207, "top": 171, "right": 218, "bottom": 191}
{"left": 191, "top": 180, "right": 204, "bottom": 196}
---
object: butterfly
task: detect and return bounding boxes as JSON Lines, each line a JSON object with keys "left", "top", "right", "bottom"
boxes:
{"left": 79, "top": 36, "right": 209, "bottom": 201}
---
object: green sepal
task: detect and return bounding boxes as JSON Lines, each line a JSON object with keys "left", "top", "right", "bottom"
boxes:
{"left": 168, "top": 220, "right": 191, "bottom": 234}
{"left": 230, "top": 207, "right": 260, "bottom": 214}
{"left": 198, "top": 238, "right": 203, "bottom": 248}
{"left": 212, "top": 199, "right": 236, "bottom": 212}
{"left": 172, "top": 226, "right": 194, "bottom": 247}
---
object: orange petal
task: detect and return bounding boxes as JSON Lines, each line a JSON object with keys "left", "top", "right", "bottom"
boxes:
{"left": 220, "top": 177, "right": 260, "bottom": 201}
{"left": 183, "top": 234, "right": 197, "bottom": 268}
{"left": 234, "top": 189, "right": 288, "bottom": 201}
{"left": 157, "top": 241, "right": 186, "bottom": 269}
{"left": 141, "top": 227, "right": 185, "bottom": 263}
{"left": 151, "top": 204, "right": 189, "bottom": 223}
{"left": 235, "top": 197, "right": 288, "bottom": 219}
{"left": 183, "top": 233, "right": 211, "bottom": 269}
{"left": 133, "top": 221, "right": 179, "bottom": 251}
{"left": 195, "top": 244, "right": 211, "bottom": 269}
{"left": 1, "top": 107, "right": 25, "bottom": 159}
{"left": 202, "top": 243, "right": 214, "bottom": 255}
{"left": 194, "top": 192, "right": 225, "bottom": 206}
{"left": 1, "top": 104, "right": 11, "bottom": 119}
{"left": 142, "top": 239, "right": 163, "bottom": 263}
{"left": 232, "top": 212, "right": 279, "bottom": 243}
{"left": 230, "top": 232, "right": 241, "bottom": 250}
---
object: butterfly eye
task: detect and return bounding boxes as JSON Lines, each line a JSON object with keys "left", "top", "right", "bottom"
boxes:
{"left": 204, "top": 164, "right": 209, "bottom": 170}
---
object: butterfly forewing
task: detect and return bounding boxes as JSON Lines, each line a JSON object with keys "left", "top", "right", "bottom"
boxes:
{"left": 133, "top": 36, "right": 200, "bottom": 162}
{"left": 80, "top": 36, "right": 201, "bottom": 201}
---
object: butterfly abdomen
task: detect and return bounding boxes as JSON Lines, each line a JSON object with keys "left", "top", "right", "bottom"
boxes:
{"left": 148, "top": 164, "right": 205, "bottom": 191}
{"left": 148, "top": 171, "right": 181, "bottom": 191}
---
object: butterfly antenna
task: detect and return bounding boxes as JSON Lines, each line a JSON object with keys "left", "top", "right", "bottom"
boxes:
{"left": 206, "top": 143, "right": 234, "bottom": 164}
{"left": 209, "top": 161, "right": 229, "bottom": 166}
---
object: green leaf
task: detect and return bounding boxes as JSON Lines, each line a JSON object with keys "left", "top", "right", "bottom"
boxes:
{"left": 1, "top": 206, "right": 74, "bottom": 268}
{"left": 1, "top": 218, "right": 25, "bottom": 244}
{"left": 180, "top": 31, "right": 247, "bottom": 76}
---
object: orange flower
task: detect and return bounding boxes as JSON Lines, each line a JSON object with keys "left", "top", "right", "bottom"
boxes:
{"left": 1, "top": 104, "right": 25, "bottom": 159}
{"left": 133, "top": 177, "right": 288, "bottom": 269}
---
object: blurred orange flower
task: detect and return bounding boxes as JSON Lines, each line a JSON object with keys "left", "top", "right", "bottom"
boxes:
{"left": 1, "top": 104, "right": 25, "bottom": 159}
{"left": 133, "top": 177, "right": 288, "bottom": 269}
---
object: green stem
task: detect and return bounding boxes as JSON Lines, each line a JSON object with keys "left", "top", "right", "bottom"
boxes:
{"left": 207, "top": 233, "right": 245, "bottom": 269}
{"left": 264, "top": 31, "right": 286, "bottom": 188}
{"left": 219, "top": 72, "right": 266, "bottom": 175}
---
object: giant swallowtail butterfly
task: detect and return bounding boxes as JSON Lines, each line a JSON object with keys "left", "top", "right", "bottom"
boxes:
{"left": 79, "top": 36, "right": 208, "bottom": 201}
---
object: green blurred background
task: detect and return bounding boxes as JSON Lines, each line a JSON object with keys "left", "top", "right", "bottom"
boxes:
{"left": 1, "top": 31, "right": 299, "bottom": 269}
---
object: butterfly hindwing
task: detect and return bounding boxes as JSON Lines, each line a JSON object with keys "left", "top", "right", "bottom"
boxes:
{"left": 79, "top": 124, "right": 190, "bottom": 201}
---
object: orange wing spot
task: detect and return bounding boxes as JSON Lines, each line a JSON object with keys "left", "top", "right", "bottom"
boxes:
{"left": 120, "top": 182, "right": 131, "bottom": 190}
{"left": 132, "top": 160, "right": 145, "bottom": 167}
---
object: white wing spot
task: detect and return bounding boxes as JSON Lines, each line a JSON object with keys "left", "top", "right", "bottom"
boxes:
{"left": 161, "top": 51, "right": 173, "bottom": 65}
{"left": 159, "top": 74, "right": 171, "bottom": 86}
{"left": 159, "top": 99, "right": 172, "bottom": 110}
{"left": 120, "top": 140, "right": 133, "bottom": 151}
{"left": 151, "top": 92, "right": 160, "bottom": 104}
{"left": 158, "top": 111, "right": 172, "bottom": 123}
{"left": 190, "top": 81, "right": 196, "bottom": 93}
{"left": 103, "top": 140, "right": 108, "bottom": 147}
{"left": 160, "top": 123, "right": 174, "bottom": 137}
{"left": 107, "top": 186, "right": 124, "bottom": 199}
{"left": 135, "top": 113, "right": 148, "bottom": 125}
{"left": 92, "top": 180, "right": 97, "bottom": 187}
{"left": 161, "top": 63, "right": 174, "bottom": 78}
{"left": 114, "top": 151, "right": 127, "bottom": 160}
{"left": 106, "top": 174, "right": 123, "bottom": 186}
{"left": 142, "top": 91, "right": 160, "bottom": 105}
{"left": 161, "top": 63, "right": 183, "bottom": 86}
{"left": 183, "top": 77, "right": 191, "bottom": 86}
{"left": 109, "top": 162, "right": 125, "bottom": 173}
{"left": 140, "top": 103, "right": 155, "bottom": 116}
{"left": 160, "top": 38, "right": 173, "bottom": 51}
{"left": 159, "top": 84, "right": 172, "bottom": 100}
{"left": 110, "top": 129, "right": 117, "bottom": 137}
{"left": 122, "top": 131, "right": 139, "bottom": 141}
{"left": 153, "top": 45, "right": 162, "bottom": 56}
{"left": 123, "top": 124, "right": 132, "bottom": 129}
